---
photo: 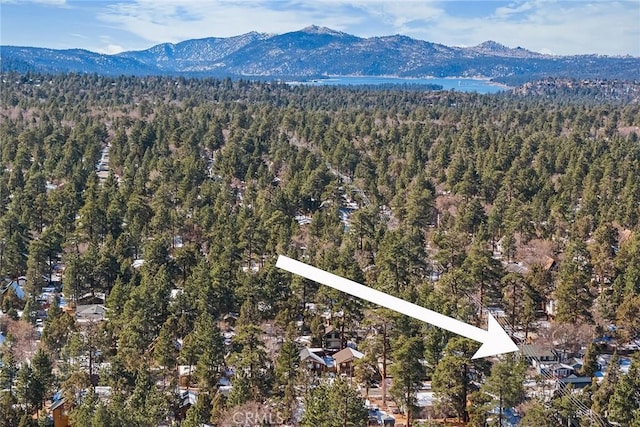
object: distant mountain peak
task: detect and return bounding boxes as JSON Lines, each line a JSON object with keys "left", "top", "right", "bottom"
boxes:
{"left": 300, "top": 25, "right": 347, "bottom": 36}
{"left": 471, "top": 40, "right": 543, "bottom": 58}
{"left": 476, "top": 40, "right": 511, "bottom": 51}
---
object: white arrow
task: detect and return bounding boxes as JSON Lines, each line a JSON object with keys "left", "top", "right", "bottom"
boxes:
{"left": 276, "top": 255, "right": 518, "bottom": 359}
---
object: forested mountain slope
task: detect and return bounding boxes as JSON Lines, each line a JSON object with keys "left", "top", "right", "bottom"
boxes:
{"left": 3, "top": 26, "right": 640, "bottom": 84}
{"left": 0, "top": 73, "right": 639, "bottom": 425}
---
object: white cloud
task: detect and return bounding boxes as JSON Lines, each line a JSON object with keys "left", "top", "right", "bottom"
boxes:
{"left": 494, "top": 0, "right": 537, "bottom": 18}
{"left": 97, "top": 0, "right": 363, "bottom": 45}
{"left": 95, "top": 0, "right": 640, "bottom": 56}
{"left": 83, "top": 35, "right": 127, "bottom": 55}
{"left": 380, "top": 1, "right": 640, "bottom": 56}
{"left": 100, "top": 44, "right": 125, "bottom": 54}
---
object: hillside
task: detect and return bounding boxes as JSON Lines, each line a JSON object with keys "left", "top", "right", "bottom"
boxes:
{"left": 2, "top": 26, "right": 639, "bottom": 83}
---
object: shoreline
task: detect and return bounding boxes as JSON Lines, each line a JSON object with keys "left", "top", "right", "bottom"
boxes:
{"left": 289, "top": 75, "right": 512, "bottom": 93}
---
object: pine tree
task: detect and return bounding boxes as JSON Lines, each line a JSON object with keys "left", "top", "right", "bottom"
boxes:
{"left": 481, "top": 354, "right": 526, "bottom": 426}
{"left": 228, "top": 324, "right": 273, "bottom": 403}
{"left": 0, "top": 348, "right": 17, "bottom": 391}
{"left": 389, "top": 336, "right": 426, "bottom": 427}
{"left": 580, "top": 343, "right": 598, "bottom": 378}
{"left": 555, "top": 240, "right": 594, "bottom": 323}
{"left": 607, "top": 356, "right": 640, "bottom": 426}
{"left": 520, "top": 399, "right": 559, "bottom": 427}
{"left": 180, "top": 313, "right": 225, "bottom": 390}
{"left": 301, "top": 378, "right": 368, "bottom": 427}
{"left": 591, "top": 351, "right": 619, "bottom": 417}
{"left": 30, "top": 348, "right": 54, "bottom": 410}
{"left": 182, "top": 392, "right": 212, "bottom": 427}
{"left": 273, "top": 338, "right": 299, "bottom": 421}
{"left": 432, "top": 337, "right": 490, "bottom": 423}
{"left": 0, "top": 389, "right": 20, "bottom": 427}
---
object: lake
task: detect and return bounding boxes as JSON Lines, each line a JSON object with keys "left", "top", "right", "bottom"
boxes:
{"left": 292, "top": 76, "right": 509, "bottom": 94}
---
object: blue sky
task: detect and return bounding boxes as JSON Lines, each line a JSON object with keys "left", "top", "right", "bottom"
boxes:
{"left": 1, "top": 0, "right": 639, "bottom": 56}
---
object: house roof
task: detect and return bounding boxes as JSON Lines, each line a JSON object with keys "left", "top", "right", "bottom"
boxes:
{"left": 543, "top": 256, "right": 556, "bottom": 270}
{"left": 180, "top": 390, "right": 197, "bottom": 407}
{"left": 50, "top": 398, "right": 66, "bottom": 411}
{"left": 505, "top": 262, "right": 529, "bottom": 275}
{"left": 300, "top": 348, "right": 326, "bottom": 366}
{"left": 76, "top": 304, "right": 105, "bottom": 316}
{"left": 77, "top": 292, "right": 106, "bottom": 304}
{"left": 558, "top": 376, "right": 592, "bottom": 385}
{"left": 178, "top": 365, "right": 196, "bottom": 376}
{"left": 76, "top": 304, "right": 106, "bottom": 322}
{"left": 566, "top": 357, "right": 583, "bottom": 369}
{"left": 0, "top": 280, "right": 25, "bottom": 300}
{"left": 539, "top": 361, "right": 574, "bottom": 372}
{"left": 333, "top": 347, "right": 364, "bottom": 365}
{"left": 518, "top": 344, "right": 557, "bottom": 359}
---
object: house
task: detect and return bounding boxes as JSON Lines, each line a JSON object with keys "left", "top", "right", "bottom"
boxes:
{"left": 505, "top": 262, "right": 529, "bottom": 275}
{"left": 76, "top": 293, "right": 106, "bottom": 305}
{"left": 179, "top": 365, "right": 196, "bottom": 388}
{"left": 539, "top": 362, "right": 575, "bottom": 378}
{"left": 518, "top": 344, "right": 559, "bottom": 367}
{"left": 299, "top": 347, "right": 327, "bottom": 373}
{"left": 50, "top": 398, "right": 69, "bottom": 427}
{"left": 596, "top": 354, "right": 612, "bottom": 372}
{"left": 565, "top": 357, "right": 584, "bottom": 372}
{"left": 50, "top": 387, "right": 110, "bottom": 427}
{"left": 75, "top": 304, "right": 106, "bottom": 323}
{"left": 557, "top": 375, "right": 592, "bottom": 389}
{"left": 324, "top": 325, "right": 341, "bottom": 350}
{"left": 333, "top": 347, "right": 364, "bottom": 375}
{"left": 0, "top": 277, "right": 26, "bottom": 306}
{"left": 176, "top": 390, "right": 197, "bottom": 421}
{"left": 487, "top": 407, "right": 521, "bottom": 427}
{"left": 369, "top": 408, "right": 395, "bottom": 426}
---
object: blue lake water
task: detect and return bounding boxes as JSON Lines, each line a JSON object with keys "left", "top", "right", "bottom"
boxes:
{"left": 294, "top": 76, "right": 509, "bottom": 94}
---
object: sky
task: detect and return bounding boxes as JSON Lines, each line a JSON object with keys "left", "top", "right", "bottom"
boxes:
{"left": 1, "top": 0, "right": 639, "bottom": 56}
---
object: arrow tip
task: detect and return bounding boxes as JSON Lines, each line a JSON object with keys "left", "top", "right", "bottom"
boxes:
{"left": 471, "top": 314, "right": 519, "bottom": 359}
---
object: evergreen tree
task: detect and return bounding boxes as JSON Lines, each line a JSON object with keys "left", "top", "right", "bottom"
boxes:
{"left": 555, "top": 240, "right": 594, "bottom": 323}
{"left": 591, "top": 351, "right": 620, "bottom": 417}
{"left": 481, "top": 354, "right": 526, "bottom": 426}
{"left": 389, "top": 336, "right": 425, "bottom": 427}
{"left": 30, "top": 348, "right": 54, "bottom": 410}
{"left": 273, "top": 338, "right": 300, "bottom": 421}
{"left": 0, "top": 348, "right": 17, "bottom": 391}
{"left": 432, "top": 337, "right": 490, "bottom": 423}
{"left": 607, "top": 356, "right": 640, "bottom": 426}
{"left": 0, "top": 389, "right": 21, "bottom": 427}
{"left": 228, "top": 324, "right": 273, "bottom": 403}
{"left": 182, "top": 392, "right": 212, "bottom": 427}
{"left": 520, "top": 400, "right": 559, "bottom": 427}
{"left": 580, "top": 342, "right": 598, "bottom": 378}
{"left": 180, "top": 313, "right": 225, "bottom": 390}
{"left": 301, "top": 378, "right": 368, "bottom": 427}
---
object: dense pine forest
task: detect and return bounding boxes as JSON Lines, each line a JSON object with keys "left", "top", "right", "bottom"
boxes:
{"left": 0, "top": 73, "right": 639, "bottom": 426}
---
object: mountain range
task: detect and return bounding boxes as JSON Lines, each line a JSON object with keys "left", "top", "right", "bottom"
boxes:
{"left": 2, "top": 26, "right": 638, "bottom": 85}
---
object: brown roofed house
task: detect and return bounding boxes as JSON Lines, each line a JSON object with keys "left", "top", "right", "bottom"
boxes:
{"left": 333, "top": 347, "right": 364, "bottom": 376}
